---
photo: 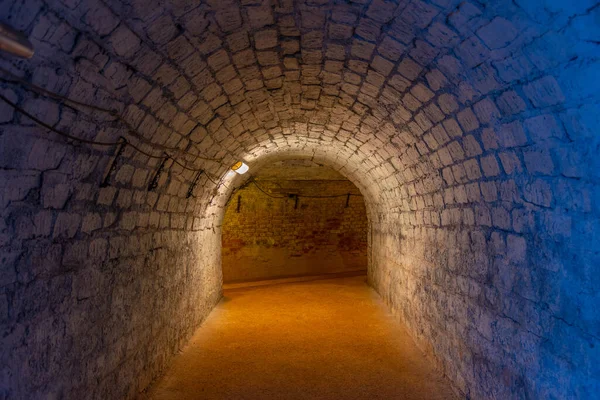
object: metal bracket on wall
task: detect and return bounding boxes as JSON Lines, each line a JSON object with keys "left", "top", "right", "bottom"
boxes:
{"left": 100, "top": 137, "right": 127, "bottom": 188}
{"left": 186, "top": 169, "right": 204, "bottom": 198}
{"left": 294, "top": 194, "right": 299, "bottom": 209}
{"left": 345, "top": 193, "right": 351, "bottom": 208}
{"left": 148, "top": 155, "right": 169, "bottom": 192}
{"left": 236, "top": 195, "right": 241, "bottom": 213}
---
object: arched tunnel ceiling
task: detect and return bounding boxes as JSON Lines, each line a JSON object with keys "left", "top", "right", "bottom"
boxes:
{"left": 2, "top": 0, "right": 598, "bottom": 217}
{"left": 212, "top": 147, "right": 384, "bottom": 224}
{"left": 252, "top": 159, "right": 348, "bottom": 180}
{"left": 1, "top": 1, "right": 600, "bottom": 399}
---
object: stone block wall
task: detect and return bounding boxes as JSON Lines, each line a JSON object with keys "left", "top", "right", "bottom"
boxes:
{"left": 1, "top": 0, "right": 599, "bottom": 398}
{"left": 0, "top": 136, "right": 223, "bottom": 399}
{"left": 222, "top": 180, "right": 367, "bottom": 282}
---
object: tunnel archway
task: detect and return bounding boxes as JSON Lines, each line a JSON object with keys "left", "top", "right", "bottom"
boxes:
{"left": 220, "top": 159, "right": 369, "bottom": 283}
{"left": 1, "top": 0, "right": 599, "bottom": 398}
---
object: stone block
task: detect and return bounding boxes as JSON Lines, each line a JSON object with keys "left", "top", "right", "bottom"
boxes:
{"left": 119, "top": 212, "right": 137, "bottom": 230}
{"left": 523, "top": 179, "right": 552, "bottom": 207}
{"left": 388, "top": 74, "right": 411, "bottom": 92}
{"left": 146, "top": 15, "right": 178, "bottom": 44}
{"left": 496, "top": 90, "right": 527, "bottom": 116}
{"left": 370, "top": 56, "right": 394, "bottom": 76}
{"left": 247, "top": 6, "right": 274, "bottom": 29}
{"left": 282, "top": 40, "right": 300, "bottom": 55}
{"left": 32, "top": 211, "right": 53, "bottom": 237}
{"left": 0, "top": 89, "right": 17, "bottom": 123}
{"left": 411, "top": 83, "right": 434, "bottom": 103}
{"left": 397, "top": 57, "right": 422, "bottom": 80}
{"left": 480, "top": 154, "right": 501, "bottom": 177}
{"left": 356, "top": 18, "right": 382, "bottom": 41}
{"left": 425, "top": 22, "right": 459, "bottom": 48}
{"left": 437, "top": 94, "right": 459, "bottom": 115}
{"left": 400, "top": 0, "right": 439, "bottom": 29}
{"left": 23, "top": 98, "right": 59, "bottom": 127}
{"left": 351, "top": 40, "right": 375, "bottom": 60}
{"left": 498, "top": 151, "right": 522, "bottom": 175}
{"left": 462, "top": 135, "right": 482, "bottom": 157}
{"left": 442, "top": 118, "right": 463, "bottom": 139}
{"left": 377, "top": 36, "right": 405, "bottom": 61}
{"left": 464, "top": 158, "right": 482, "bottom": 181}
{"left": 457, "top": 108, "right": 480, "bottom": 133}
{"left": 480, "top": 181, "right": 498, "bottom": 202}
{"left": 302, "top": 31, "right": 324, "bottom": 49}
{"left": 226, "top": 31, "right": 250, "bottom": 53}
{"left": 425, "top": 69, "right": 448, "bottom": 91}
{"left": 402, "top": 93, "right": 422, "bottom": 111}
{"left": 424, "top": 104, "right": 445, "bottom": 123}
{"left": 409, "top": 40, "right": 439, "bottom": 65}
{"left": 258, "top": 50, "right": 280, "bottom": 65}
{"left": 116, "top": 189, "right": 133, "bottom": 209}
{"left": 492, "top": 207, "right": 511, "bottom": 230}
{"left": 208, "top": 49, "right": 230, "bottom": 71}
{"left": 332, "top": 7, "right": 358, "bottom": 24}
{"left": 506, "top": 234, "right": 526, "bottom": 264}
{"left": 81, "top": 213, "right": 102, "bottom": 234}
{"left": 477, "top": 17, "right": 518, "bottom": 49}
{"left": 473, "top": 98, "right": 500, "bottom": 125}
{"left": 216, "top": 8, "right": 242, "bottom": 32}
{"left": 447, "top": 141, "right": 466, "bottom": 162}
{"left": 109, "top": 25, "right": 141, "bottom": 58}
{"left": 0, "top": 170, "right": 39, "bottom": 208}
{"left": 523, "top": 76, "right": 565, "bottom": 108}
{"left": 497, "top": 121, "right": 528, "bottom": 148}
{"left": 97, "top": 187, "right": 117, "bottom": 206}
{"left": 167, "top": 35, "right": 195, "bottom": 62}
{"left": 523, "top": 148, "right": 554, "bottom": 175}
{"left": 493, "top": 54, "right": 535, "bottom": 83}
{"left": 366, "top": 0, "right": 398, "bottom": 23}
{"left": 255, "top": 29, "right": 278, "bottom": 50}
{"left": 431, "top": 124, "right": 450, "bottom": 146}
{"left": 53, "top": 212, "right": 81, "bottom": 238}
{"left": 84, "top": 4, "right": 119, "bottom": 36}
{"left": 523, "top": 114, "right": 564, "bottom": 142}
{"left": 456, "top": 36, "right": 489, "bottom": 68}
{"left": 42, "top": 172, "right": 70, "bottom": 209}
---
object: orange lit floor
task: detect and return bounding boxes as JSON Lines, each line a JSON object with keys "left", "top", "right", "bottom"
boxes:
{"left": 145, "top": 276, "right": 456, "bottom": 400}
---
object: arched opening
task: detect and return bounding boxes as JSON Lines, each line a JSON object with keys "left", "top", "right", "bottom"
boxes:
{"left": 148, "top": 157, "right": 459, "bottom": 400}
{"left": 221, "top": 159, "right": 368, "bottom": 284}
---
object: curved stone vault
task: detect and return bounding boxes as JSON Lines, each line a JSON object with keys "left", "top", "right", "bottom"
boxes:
{"left": 0, "top": 0, "right": 599, "bottom": 398}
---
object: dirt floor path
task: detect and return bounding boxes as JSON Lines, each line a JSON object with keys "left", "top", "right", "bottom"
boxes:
{"left": 145, "top": 275, "right": 456, "bottom": 400}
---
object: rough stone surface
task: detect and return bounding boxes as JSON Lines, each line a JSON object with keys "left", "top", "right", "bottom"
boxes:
{"left": 0, "top": 0, "right": 599, "bottom": 399}
{"left": 222, "top": 178, "right": 367, "bottom": 283}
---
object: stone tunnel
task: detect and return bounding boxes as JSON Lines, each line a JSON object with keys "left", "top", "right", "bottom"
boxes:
{"left": 0, "top": 0, "right": 599, "bottom": 398}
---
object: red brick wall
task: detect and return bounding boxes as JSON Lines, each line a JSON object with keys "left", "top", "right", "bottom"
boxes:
{"left": 222, "top": 180, "right": 367, "bottom": 283}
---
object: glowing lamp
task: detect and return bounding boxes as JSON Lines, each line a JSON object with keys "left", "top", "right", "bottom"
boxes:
{"left": 231, "top": 161, "right": 249, "bottom": 175}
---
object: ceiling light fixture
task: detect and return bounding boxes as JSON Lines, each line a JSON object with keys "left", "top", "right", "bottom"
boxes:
{"left": 0, "top": 22, "right": 34, "bottom": 58}
{"left": 231, "top": 161, "right": 249, "bottom": 175}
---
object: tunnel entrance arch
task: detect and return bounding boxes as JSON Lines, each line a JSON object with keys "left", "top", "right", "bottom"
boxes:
{"left": 220, "top": 159, "right": 369, "bottom": 284}
{"left": 203, "top": 144, "right": 390, "bottom": 292}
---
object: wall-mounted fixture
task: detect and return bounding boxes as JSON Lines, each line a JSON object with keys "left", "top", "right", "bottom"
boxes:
{"left": 0, "top": 22, "right": 34, "bottom": 58}
{"left": 231, "top": 161, "right": 249, "bottom": 175}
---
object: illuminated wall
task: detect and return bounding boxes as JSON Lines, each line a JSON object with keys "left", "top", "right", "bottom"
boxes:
{"left": 222, "top": 179, "right": 367, "bottom": 282}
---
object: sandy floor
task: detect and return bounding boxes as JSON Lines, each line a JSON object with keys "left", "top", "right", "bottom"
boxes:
{"left": 145, "top": 276, "right": 456, "bottom": 400}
